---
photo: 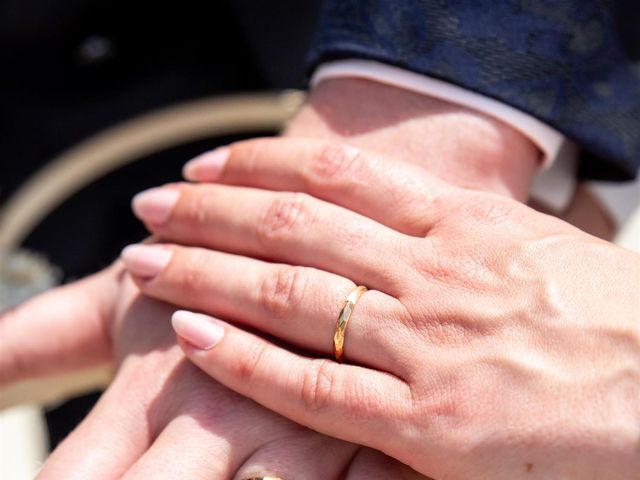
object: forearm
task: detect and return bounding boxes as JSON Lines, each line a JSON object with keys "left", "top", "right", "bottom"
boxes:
{"left": 284, "top": 78, "right": 540, "bottom": 201}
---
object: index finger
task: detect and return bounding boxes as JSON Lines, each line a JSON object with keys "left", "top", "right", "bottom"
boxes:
{"left": 183, "top": 137, "right": 450, "bottom": 236}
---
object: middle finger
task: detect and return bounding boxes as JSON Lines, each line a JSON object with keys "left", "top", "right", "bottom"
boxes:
{"left": 133, "top": 184, "right": 411, "bottom": 295}
{"left": 121, "top": 244, "right": 405, "bottom": 371}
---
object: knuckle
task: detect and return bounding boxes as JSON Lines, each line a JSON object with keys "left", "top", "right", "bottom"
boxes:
{"left": 408, "top": 236, "right": 480, "bottom": 290}
{"left": 233, "top": 338, "right": 268, "bottom": 383}
{"left": 476, "top": 203, "right": 513, "bottom": 226}
{"left": 406, "top": 238, "right": 437, "bottom": 277}
{"left": 463, "top": 195, "right": 516, "bottom": 226}
{"left": 257, "top": 192, "right": 315, "bottom": 244}
{"left": 233, "top": 138, "right": 268, "bottom": 173}
{"left": 300, "top": 359, "right": 339, "bottom": 411}
{"left": 171, "top": 249, "right": 207, "bottom": 296}
{"left": 259, "top": 265, "right": 310, "bottom": 321}
{"left": 386, "top": 174, "right": 447, "bottom": 233}
{"left": 185, "top": 187, "right": 215, "bottom": 225}
{"left": 308, "top": 143, "right": 362, "bottom": 184}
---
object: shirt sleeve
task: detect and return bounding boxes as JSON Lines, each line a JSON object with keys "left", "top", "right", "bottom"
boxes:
{"left": 307, "top": 0, "right": 640, "bottom": 182}
{"left": 311, "top": 59, "right": 571, "bottom": 168}
{"left": 312, "top": 58, "right": 581, "bottom": 211}
{"left": 312, "top": 59, "right": 640, "bottom": 228}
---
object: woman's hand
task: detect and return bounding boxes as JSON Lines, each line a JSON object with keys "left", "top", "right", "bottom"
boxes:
{"left": 1, "top": 263, "right": 425, "bottom": 479}
{"left": 124, "top": 137, "right": 640, "bottom": 479}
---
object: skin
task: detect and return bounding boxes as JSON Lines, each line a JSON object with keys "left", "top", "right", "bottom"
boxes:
{"left": 0, "top": 78, "right": 539, "bottom": 478}
{"left": 2, "top": 266, "right": 422, "bottom": 479}
{"left": 297, "top": 79, "right": 614, "bottom": 239}
{"left": 286, "top": 78, "right": 539, "bottom": 201}
{"left": 123, "top": 137, "right": 640, "bottom": 479}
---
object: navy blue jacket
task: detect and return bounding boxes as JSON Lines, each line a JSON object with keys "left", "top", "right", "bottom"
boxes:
{"left": 309, "top": 0, "right": 640, "bottom": 181}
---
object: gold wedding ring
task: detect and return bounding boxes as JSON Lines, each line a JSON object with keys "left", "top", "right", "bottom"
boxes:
{"left": 333, "top": 285, "right": 367, "bottom": 362}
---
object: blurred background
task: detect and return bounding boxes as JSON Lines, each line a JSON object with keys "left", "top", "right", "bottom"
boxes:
{"left": 0, "top": 1, "right": 320, "bottom": 476}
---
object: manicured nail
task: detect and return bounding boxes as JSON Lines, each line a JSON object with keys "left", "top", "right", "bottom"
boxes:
{"left": 121, "top": 244, "right": 172, "bottom": 278}
{"left": 172, "top": 310, "right": 225, "bottom": 350}
{"left": 132, "top": 187, "right": 180, "bottom": 225}
{"left": 183, "top": 147, "right": 230, "bottom": 181}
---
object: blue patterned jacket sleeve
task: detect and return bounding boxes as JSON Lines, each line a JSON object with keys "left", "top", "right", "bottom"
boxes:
{"left": 308, "top": 0, "right": 640, "bottom": 181}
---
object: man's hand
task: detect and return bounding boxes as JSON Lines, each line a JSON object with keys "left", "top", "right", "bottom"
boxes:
{"left": 283, "top": 78, "right": 540, "bottom": 201}
{"left": 128, "top": 137, "right": 640, "bottom": 479}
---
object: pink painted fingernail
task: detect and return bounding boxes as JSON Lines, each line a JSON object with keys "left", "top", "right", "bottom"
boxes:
{"left": 172, "top": 310, "right": 225, "bottom": 350}
{"left": 183, "top": 147, "right": 230, "bottom": 181}
{"left": 121, "top": 244, "right": 173, "bottom": 278}
{"left": 132, "top": 187, "right": 180, "bottom": 225}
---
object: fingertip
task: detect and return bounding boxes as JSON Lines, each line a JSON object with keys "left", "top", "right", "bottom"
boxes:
{"left": 120, "top": 244, "right": 173, "bottom": 279}
{"left": 183, "top": 147, "right": 230, "bottom": 182}
{"left": 131, "top": 187, "right": 181, "bottom": 225}
{"left": 171, "top": 310, "right": 225, "bottom": 351}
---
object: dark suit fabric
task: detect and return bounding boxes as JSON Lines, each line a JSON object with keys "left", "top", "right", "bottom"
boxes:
{"left": 309, "top": 0, "right": 640, "bottom": 181}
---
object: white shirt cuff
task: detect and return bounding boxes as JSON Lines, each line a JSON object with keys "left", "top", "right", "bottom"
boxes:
{"left": 311, "top": 59, "right": 570, "bottom": 168}
{"left": 311, "top": 59, "right": 640, "bottom": 229}
{"left": 311, "top": 59, "right": 581, "bottom": 212}
{"left": 587, "top": 178, "right": 640, "bottom": 229}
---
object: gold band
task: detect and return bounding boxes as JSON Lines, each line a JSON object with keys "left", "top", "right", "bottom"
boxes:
{"left": 333, "top": 285, "right": 367, "bottom": 362}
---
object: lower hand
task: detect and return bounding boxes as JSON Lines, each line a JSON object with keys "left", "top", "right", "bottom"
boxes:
{"left": 1, "top": 77, "right": 543, "bottom": 479}
{"left": 125, "top": 137, "right": 640, "bottom": 479}
{"left": 1, "top": 263, "right": 425, "bottom": 479}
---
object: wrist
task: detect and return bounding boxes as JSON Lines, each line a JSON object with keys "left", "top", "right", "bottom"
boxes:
{"left": 285, "top": 78, "right": 540, "bottom": 200}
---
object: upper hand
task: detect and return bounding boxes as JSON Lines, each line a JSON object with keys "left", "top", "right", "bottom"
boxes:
{"left": 125, "top": 137, "right": 640, "bottom": 479}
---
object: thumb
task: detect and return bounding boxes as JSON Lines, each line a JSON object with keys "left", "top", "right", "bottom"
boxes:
{"left": 0, "top": 262, "right": 121, "bottom": 388}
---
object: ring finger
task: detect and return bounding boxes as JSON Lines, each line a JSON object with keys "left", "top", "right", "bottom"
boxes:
{"left": 121, "top": 244, "right": 406, "bottom": 370}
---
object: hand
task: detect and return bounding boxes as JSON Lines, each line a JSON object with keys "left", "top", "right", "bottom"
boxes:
{"left": 283, "top": 78, "right": 540, "bottom": 201}
{"left": 125, "top": 137, "right": 640, "bottom": 479}
{"left": 3, "top": 78, "right": 533, "bottom": 479}
{"left": 1, "top": 263, "right": 425, "bottom": 479}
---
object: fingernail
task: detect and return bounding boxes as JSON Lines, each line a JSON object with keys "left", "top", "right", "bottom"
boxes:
{"left": 183, "top": 147, "right": 230, "bottom": 181}
{"left": 132, "top": 187, "right": 180, "bottom": 225}
{"left": 121, "top": 244, "right": 173, "bottom": 278}
{"left": 172, "top": 310, "right": 225, "bottom": 350}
